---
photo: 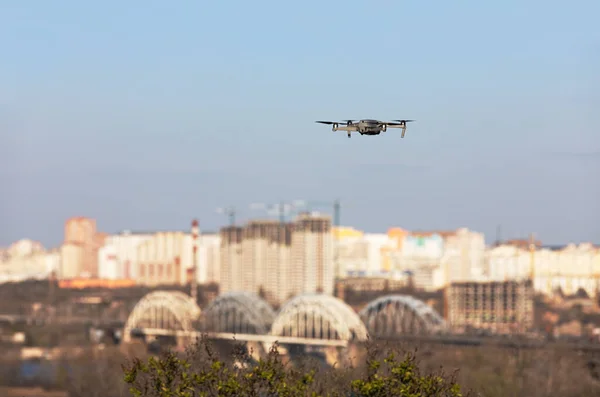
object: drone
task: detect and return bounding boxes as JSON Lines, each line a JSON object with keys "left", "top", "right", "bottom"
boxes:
{"left": 316, "top": 119, "right": 414, "bottom": 138}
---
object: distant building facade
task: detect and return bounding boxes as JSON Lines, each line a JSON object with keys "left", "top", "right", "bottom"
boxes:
{"left": 133, "top": 230, "right": 220, "bottom": 287}
{"left": 137, "top": 231, "right": 189, "bottom": 286}
{"left": 292, "top": 213, "right": 334, "bottom": 296}
{"left": 220, "top": 213, "right": 333, "bottom": 306}
{"left": 446, "top": 280, "right": 534, "bottom": 334}
{"left": 486, "top": 241, "right": 600, "bottom": 297}
{"left": 333, "top": 227, "right": 486, "bottom": 291}
{"left": 0, "top": 239, "right": 59, "bottom": 283}
{"left": 199, "top": 233, "right": 221, "bottom": 284}
{"left": 98, "top": 231, "right": 153, "bottom": 280}
{"left": 220, "top": 226, "right": 243, "bottom": 293}
{"left": 60, "top": 217, "right": 106, "bottom": 278}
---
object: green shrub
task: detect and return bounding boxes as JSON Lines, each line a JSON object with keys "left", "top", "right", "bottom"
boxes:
{"left": 122, "top": 336, "right": 465, "bottom": 397}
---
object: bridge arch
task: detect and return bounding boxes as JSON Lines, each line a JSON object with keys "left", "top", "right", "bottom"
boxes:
{"left": 359, "top": 295, "right": 446, "bottom": 337}
{"left": 200, "top": 291, "right": 275, "bottom": 335}
{"left": 123, "top": 290, "right": 201, "bottom": 342}
{"left": 270, "top": 294, "right": 368, "bottom": 341}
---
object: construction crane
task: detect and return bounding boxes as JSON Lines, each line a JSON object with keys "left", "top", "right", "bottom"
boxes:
{"left": 248, "top": 200, "right": 305, "bottom": 222}
{"left": 216, "top": 206, "right": 236, "bottom": 226}
{"left": 293, "top": 199, "right": 341, "bottom": 228}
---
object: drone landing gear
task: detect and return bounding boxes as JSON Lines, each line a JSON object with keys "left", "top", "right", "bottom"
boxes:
{"left": 347, "top": 132, "right": 351, "bottom": 138}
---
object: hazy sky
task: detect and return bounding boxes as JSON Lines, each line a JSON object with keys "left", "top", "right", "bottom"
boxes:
{"left": 1, "top": 1, "right": 599, "bottom": 248}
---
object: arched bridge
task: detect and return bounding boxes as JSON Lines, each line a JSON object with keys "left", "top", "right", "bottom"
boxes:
{"left": 271, "top": 294, "right": 368, "bottom": 341}
{"left": 199, "top": 291, "right": 275, "bottom": 335}
{"left": 359, "top": 295, "right": 446, "bottom": 337}
{"left": 123, "top": 290, "right": 201, "bottom": 343}
{"left": 124, "top": 291, "right": 446, "bottom": 346}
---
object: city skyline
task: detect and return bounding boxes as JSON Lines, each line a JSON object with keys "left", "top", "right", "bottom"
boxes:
{"left": 2, "top": 211, "right": 598, "bottom": 251}
{"left": 3, "top": 215, "right": 599, "bottom": 301}
{"left": 2, "top": 1, "right": 599, "bottom": 247}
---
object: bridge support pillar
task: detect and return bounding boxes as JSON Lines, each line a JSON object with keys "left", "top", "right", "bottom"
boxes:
{"left": 262, "top": 342, "right": 288, "bottom": 358}
{"left": 176, "top": 336, "right": 188, "bottom": 351}
{"left": 120, "top": 339, "right": 146, "bottom": 358}
{"left": 339, "top": 342, "right": 366, "bottom": 368}
{"left": 246, "top": 341, "right": 264, "bottom": 362}
{"left": 324, "top": 346, "right": 343, "bottom": 367}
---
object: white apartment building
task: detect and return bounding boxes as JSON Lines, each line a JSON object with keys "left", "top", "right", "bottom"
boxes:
{"left": 136, "top": 231, "right": 191, "bottom": 286}
{"left": 443, "top": 228, "right": 487, "bottom": 282}
{"left": 384, "top": 228, "right": 486, "bottom": 290}
{"left": 332, "top": 227, "right": 486, "bottom": 291}
{"left": 220, "top": 226, "right": 244, "bottom": 293}
{"left": 4, "top": 239, "right": 45, "bottom": 257}
{"left": 98, "top": 231, "right": 153, "bottom": 280}
{"left": 60, "top": 243, "right": 84, "bottom": 279}
{"left": 487, "top": 242, "right": 600, "bottom": 297}
{"left": 334, "top": 226, "right": 366, "bottom": 277}
{"left": 0, "top": 239, "right": 60, "bottom": 283}
{"left": 95, "top": 230, "right": 221, "bottom": 285}
{"left": 199, "top": 233, "right": 221, "bottom": 284}
{"left": 236, "top": 220, "right": 293, "bottom": 304}
{"left": 392, "top": 233, "right": 445, "bottom": 269}
{"left": 337, "top": 236, "right": 368, "bottom": 276}
{"left": 292, "top": 213, "right": 334, "bottom": 296}
{"left": 337, "top": 233, "right": 395, "bottom": 277}
{"left": 134, "top": 230, "right": 221, "bottom": 287}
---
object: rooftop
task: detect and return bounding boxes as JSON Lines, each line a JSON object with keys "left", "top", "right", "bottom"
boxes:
{"left": 115, "top": 229, "right": 219, "bottom": 236}
{"left": 409, "top": 230, "right": 456, "bottom": 238}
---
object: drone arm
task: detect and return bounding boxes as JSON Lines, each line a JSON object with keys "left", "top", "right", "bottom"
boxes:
{"left": 335, "top": 125, "right": 359, "bottom": 131}
{"left": 381, "top": 123, "right": 408, "bottom": 138}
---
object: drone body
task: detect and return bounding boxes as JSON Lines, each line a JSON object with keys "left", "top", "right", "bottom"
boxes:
{"left": 316, "top": 119, "right": 414, "bottom": 138}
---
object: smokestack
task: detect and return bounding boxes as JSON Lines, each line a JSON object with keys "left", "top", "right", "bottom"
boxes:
{"left": 191, "top": 219, "right": 199, "bottom": 303}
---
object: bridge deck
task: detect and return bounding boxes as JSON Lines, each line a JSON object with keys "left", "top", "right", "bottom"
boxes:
{"left": 138, "top": 328, "right": 349, "bottom": 347}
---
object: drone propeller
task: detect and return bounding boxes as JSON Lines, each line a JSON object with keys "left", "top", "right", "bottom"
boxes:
{"left": 341, "top": 119, "right": 357, "bottom": 124}
{"left": 392, "top": 119, "right": 415, "bottom": 123}
{"left": 315, "top": 121, "right": 337, "bottom": 125}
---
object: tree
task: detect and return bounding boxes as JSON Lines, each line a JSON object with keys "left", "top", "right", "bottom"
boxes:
{"left": 122, "top": 336, "right": 465, "bottom": 396}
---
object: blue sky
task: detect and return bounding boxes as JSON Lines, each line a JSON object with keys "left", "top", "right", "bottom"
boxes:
{"left": 1, "top": 0, "right": 599, "bottom": 247}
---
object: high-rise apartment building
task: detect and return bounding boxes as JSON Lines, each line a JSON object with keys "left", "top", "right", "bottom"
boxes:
{"left": 200, "top": 233, "right": 221, "bottom": 284}
{"left": 220, "top": 226, "right": 244, "bottom": 293}
{"left": 219, "top": 213, "right": 333, "bottom": 305}
{"left": 240, "top": 220, "right": 292, "bottom": 304}
{"left": 292, "top": 213, "right": 334, "bottom": 296}
{"left": 60, "top": 217, "right": 106, "bottom": 278}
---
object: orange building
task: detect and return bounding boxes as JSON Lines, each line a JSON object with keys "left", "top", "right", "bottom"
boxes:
{"left": 60, "top": 217, "right": 106, "bottom": 278}
{"left": 387, "top": 228, "right": 408, "bottom": 250}
{"left": 58, "top": 278, "right": 136, "bottom": 289}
